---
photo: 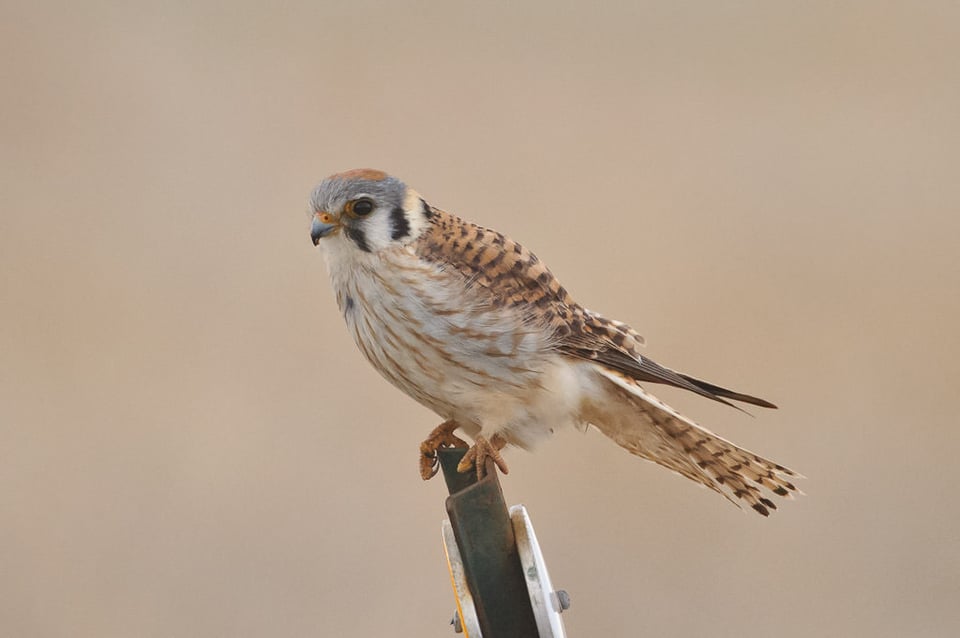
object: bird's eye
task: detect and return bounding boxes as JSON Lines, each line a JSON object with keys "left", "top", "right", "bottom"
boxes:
{"left": 350, "top": 198, "right": 375, "bottom": 216}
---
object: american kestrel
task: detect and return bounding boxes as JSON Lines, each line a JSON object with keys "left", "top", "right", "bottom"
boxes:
{"left": 310, "top": 169, "right": 800, "bottom": 515}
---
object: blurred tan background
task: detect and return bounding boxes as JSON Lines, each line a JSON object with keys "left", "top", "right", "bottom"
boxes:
{"left": 2, "top": 1, "right": 959, "bottom": 636}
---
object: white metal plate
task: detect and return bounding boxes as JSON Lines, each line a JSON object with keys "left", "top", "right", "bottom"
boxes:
{"left": 510, "top": 504, "right": 568, "bottom": 638}
{"left": 442, "top": 520, "right": 482, "bottom": 637}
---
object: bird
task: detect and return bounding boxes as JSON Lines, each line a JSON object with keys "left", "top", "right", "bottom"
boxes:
{"left": 309, "top": 168, "right": 800, "bottom": 516}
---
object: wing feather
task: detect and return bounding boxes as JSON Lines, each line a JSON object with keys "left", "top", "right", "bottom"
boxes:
{"left": 414, "top": 206, "right": 775, "bottom": 409}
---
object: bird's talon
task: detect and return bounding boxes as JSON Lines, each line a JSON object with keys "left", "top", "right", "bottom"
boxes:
{"left": 456, "top": 450, "right": 476, "bottom": 475}
{"left": 456, "top": 434, "right": 508, "bottom": 479}
{"left": 419, "top": 420, "right": 468, "bottom": 480}
{"left": 419, "top": 454, "right": 439, "bottom": 480}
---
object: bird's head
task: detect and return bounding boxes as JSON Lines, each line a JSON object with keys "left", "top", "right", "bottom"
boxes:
{"left": 309, "top": 169, "right": 431, "bottom": 253}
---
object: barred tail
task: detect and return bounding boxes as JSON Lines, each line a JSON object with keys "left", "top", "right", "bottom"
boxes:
{"left": 583, "top": 367, "right": 802, "bottom": 516}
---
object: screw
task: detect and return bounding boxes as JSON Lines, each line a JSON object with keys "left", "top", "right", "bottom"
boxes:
{"left": 555, "top": 589, "right": 571, "bottom": 612}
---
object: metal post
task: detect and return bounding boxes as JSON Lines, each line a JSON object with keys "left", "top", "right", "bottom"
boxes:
{"left": 438, "top": 448, "right": 540, "bottom": 637}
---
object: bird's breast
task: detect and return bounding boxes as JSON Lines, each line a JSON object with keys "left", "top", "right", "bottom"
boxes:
{"left": 325, "top": 248, "right": 555, "bottom": 417}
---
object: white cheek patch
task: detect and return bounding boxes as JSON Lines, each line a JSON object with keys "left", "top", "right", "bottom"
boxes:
{"left": 356, "top": 208, "right": 395, "bottom": 252}
{"left": 351, "top": 188, "right": 430, "bottom": 252}
{"left": 402, "top": 188, "right": 430, "bottom": 238}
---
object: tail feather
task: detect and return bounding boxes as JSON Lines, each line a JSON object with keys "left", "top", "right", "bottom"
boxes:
{"left": 583, "top": 367, "right": 801, "bottom": 516}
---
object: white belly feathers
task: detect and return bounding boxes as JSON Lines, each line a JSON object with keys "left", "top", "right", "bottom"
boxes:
{"left": 323, "top": 243, "right": 584, "bottom": 448}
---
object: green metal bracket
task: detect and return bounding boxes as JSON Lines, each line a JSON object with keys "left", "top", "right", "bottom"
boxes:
{"left": 438, "top": 448, "right": 540, "bottom": 637}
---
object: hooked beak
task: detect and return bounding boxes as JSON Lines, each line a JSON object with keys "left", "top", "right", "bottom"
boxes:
{"left": 311, "top": 212, "right": 339, "bottom": 245}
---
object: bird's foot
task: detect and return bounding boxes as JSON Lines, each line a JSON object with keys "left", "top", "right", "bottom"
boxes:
{"left": 419, "top": 420, "right": 469, "bottom": 480}
{"left": 456, "top": 433, "right": 509, "bottom": 480}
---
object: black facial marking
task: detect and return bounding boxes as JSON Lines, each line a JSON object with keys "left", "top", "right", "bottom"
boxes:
{"left": 420, "top": 198, "right": 434, "bottom": 219}
{"left": 390, "top": 206, "right": 410, "bottom": 240}
{"left": 344, "top": 224, "right": 371, "bottom": 252}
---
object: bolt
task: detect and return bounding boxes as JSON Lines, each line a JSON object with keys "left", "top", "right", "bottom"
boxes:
{"left": 555, "top": 589, "right": 571, "bottom": 612}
